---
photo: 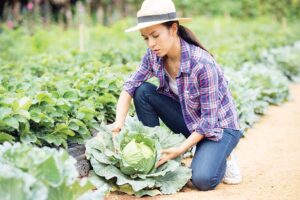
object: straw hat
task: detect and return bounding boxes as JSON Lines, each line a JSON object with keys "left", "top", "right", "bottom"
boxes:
{"left": 125, "top": 0, "right": 192, "bottom": 32}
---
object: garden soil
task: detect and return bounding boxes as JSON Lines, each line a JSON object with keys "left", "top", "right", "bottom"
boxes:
{"left": 106, "top": 84, "right": 300, "bottom": 200}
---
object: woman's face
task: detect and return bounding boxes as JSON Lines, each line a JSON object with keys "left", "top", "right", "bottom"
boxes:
{"left": 140, "top": 23, "right": 177, "bottom": 57}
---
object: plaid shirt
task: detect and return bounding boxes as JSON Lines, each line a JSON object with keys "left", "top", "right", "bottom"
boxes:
{"left": 123, "top": 38, "right": 240, "bottom": 141}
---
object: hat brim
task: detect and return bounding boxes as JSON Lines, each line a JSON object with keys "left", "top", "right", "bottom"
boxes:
{"left": 125, "top": 17, "right": 192, "bottom": 33}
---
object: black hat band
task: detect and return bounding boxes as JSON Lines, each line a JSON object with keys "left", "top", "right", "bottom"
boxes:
{"left": 138, "top": 12, "right": 177, "bottom": 23}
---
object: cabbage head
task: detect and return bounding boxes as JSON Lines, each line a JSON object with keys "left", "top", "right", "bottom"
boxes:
{"left": 120, "top": 135, "right": 156, "bottom": 175}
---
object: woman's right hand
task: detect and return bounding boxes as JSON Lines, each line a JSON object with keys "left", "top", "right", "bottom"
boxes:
{"left": 111, "top": 122, "right": 123, "bottom": 136}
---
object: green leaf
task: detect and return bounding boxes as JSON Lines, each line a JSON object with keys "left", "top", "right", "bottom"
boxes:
{"left": 15, "top": 114, "right": 29, "bottom": 123}
{"left": 0, "top": 107, "right": 12, "bottom": 120}
{"left": 91, "top": 158, "right": 156, "bottom": 192}
{"left": 18, "top": 97, "right": 32, "bottom": 110}
{"left": 68, "top": 119, "right": 89, "bottom": 136}
{"left": 32, "top": 156, "right": 62, "bottom": 187}
{"left": 48, "top": 179, "right": 95, "bottom": 200}
{"left": 68, "top": 121, "right": 79, "bottom": 131}
{"left": 56, "top": 98, "right": 72, "bottom": 112}
{"left": 135, "top": 160, "right": 179, "bottom": 179}
{"left": 0, "top": 132, "right": 15, "bottom": 143}
{"left": 154, "top": 166, "right": 192, "bottom": 194}
{"left": 3, "top": 117, "right": 19, "bottom": 130}
{"left": 30, "top": 110, "right": 42, "bottom": 123}
{"left": 117, "top": 184, "right": 134, "bottom": 195}
{"left": 20, "top": 133, "right": 37, "bottom": 144}
{"left": 36, "top": 92, "right": 55, "bottom": 105}
{"left": 135, "top": 189, "right": 161, "bottom": 197}
{"left": 42, "top": 134, "right": 68, "bottom": 147}
{"left": 0, "top": 163, "right": 48, "bottom": 200}
{"left": 53, "top": 123, "right": 75, "bottom": 136}
{"left": 97, "top": 93, "right": 117, "bottom": 104}
{"left": 77, "top": 106, "right": 97, "bottom": 121}
{"left": 63, "top": 91, "right": 78, "bottom": 101}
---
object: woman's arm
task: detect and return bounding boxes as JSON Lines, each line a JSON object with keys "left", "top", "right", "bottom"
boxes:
{"left": 112, "top": 50, "right": 153, "bottom": 133}
{"left": 112, "top": 90, "right": 132, "bottom": 133}
{"left": 156, "top": 131, "right": 204, "bottom": 167}
{"left": 178, "top": 131, "right": 204, "bottom": 153}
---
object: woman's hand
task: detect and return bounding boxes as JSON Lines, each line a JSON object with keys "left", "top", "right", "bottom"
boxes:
{"left": 156, "top": 147, "right": 183, "bottom": 168}
{"left": 111, "top": 122, "right": 124, "bottom": 136}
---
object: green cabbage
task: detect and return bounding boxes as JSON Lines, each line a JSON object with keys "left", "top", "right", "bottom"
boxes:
{"left": 0, "top": 142, "right": 104, "bottom": 200}
{"left": 85, "top": 117, "right": 192, "bottom": 197}
{"left": 120, "top": 136, "right": 156, "bottom": 175}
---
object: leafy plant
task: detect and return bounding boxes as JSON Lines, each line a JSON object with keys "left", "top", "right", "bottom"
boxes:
{"left": 261, "top": 41, "right": 300, "bottom": 82}
{"left": 0, "top": 17, "right": 299, "bottom": 146}
{"left": 0, "top": 142, "right": 104, "bottom": 200}
{"left": 85, "top": 118, "right": 192, "bottom": 197}
{"left": 225, "top": 61, "right": 290, "bottom": 131}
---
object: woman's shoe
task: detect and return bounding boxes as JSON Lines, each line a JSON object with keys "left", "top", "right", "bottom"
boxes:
{"left": 223, "top": 152, "right": 242, "bottom": 184}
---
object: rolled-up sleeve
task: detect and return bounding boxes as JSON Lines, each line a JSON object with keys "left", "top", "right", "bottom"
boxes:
{"left": 123, "top": 50, "right": 153, "bottom": 97}
{"left": 193, "top": 62, "right": 221, "bottom": 140}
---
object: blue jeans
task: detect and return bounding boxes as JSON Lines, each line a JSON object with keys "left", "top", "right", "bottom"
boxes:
{"left": 133, "top": 82, "right": 242, "bottom": 191}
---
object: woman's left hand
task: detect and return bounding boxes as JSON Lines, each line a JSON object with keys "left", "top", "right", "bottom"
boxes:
{"left": 156, "top": 147, "right": 183, "bottom": 168}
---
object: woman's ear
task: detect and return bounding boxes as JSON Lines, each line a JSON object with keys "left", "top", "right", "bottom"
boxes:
{"left": 171, "top": 22, "right": 178, "bottom": 36}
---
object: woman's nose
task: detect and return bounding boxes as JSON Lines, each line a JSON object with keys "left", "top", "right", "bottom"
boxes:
{"left": 148, "top": 37, "right": 156, "bottom": 48}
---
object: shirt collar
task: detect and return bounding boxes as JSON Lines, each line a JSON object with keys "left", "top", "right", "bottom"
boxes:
{"left": 155, "top": 37, "right": 191, "bottom": 75}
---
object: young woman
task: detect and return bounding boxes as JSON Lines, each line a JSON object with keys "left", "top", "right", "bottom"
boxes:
{"left": 112, "top": 0, "right": 243, "bottom": 191}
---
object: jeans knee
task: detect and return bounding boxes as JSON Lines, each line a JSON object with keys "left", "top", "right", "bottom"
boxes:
{"left": 192, "top": 172, "right": 218, "bottom": 191}
{"left": 133, "top": 82, "right": 155, "bottom": 101}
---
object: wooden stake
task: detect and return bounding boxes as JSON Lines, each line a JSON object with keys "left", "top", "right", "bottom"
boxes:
{"left": 79, "top": 23, "right": 84, "bottom": 52}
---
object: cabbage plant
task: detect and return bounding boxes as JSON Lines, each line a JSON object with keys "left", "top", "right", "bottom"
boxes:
{"left": 0, "top": 142, "right": 104, "bottom": 200}
{"left": 85, "top": 118, "right": 192, "bottom": 197}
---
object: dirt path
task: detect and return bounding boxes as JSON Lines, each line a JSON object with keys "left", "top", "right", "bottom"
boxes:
{"left": 107, "top": 84, "right": 300, "bottom": 200}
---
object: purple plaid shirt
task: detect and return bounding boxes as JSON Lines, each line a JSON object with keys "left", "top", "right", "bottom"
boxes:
{"left": 123, "top": 38, "right": 240, "bottom": 141}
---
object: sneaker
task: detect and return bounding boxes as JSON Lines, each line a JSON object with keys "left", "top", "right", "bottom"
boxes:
{"left": 223, "top": 152, "right": 242, "bottom": 184}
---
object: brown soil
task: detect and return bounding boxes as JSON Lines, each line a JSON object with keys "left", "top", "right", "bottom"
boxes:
{"left": 106, "top": 84, "right": 300, "bottom": 200}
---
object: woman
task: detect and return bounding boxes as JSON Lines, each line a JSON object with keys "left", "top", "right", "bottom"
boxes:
{"left": 112, "top": 0, "right": 243, "bottom": 191}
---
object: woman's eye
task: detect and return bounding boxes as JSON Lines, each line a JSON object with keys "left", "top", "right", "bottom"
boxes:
{"left": 143, "top": 37, "right": 148, "bottom": 41}
{"left": 153, "top": 35, "right": 159, "bottom": 38}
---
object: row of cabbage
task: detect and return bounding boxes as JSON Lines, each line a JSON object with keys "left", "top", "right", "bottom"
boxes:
{"left": 0, "top": 17, "right": 299, "bottom": 162}
{"left": 227, "top": 41, "right": 300, "bottom": 130}
{"left": 1, "top": 40, "right": 299, "bottom": 147}
{"left": 0, "top": 18, "right": 300, "bottom": 198}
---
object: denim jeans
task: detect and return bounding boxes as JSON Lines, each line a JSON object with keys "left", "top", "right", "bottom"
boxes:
{"left": 133, "top": 82, "right": 242, "bottom": 191}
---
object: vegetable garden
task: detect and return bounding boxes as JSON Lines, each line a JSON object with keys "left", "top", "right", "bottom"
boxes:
{"left": 0, "top": 15, "right": 300, "bottom": 199}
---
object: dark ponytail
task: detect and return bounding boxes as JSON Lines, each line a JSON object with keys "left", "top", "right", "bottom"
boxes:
{"left": 162, "top": 21, "right": 213, "bottom": 57}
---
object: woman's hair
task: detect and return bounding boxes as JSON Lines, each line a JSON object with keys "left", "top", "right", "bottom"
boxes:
{"left": 162, "top": 21, "right": 212, "bottom": 56}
